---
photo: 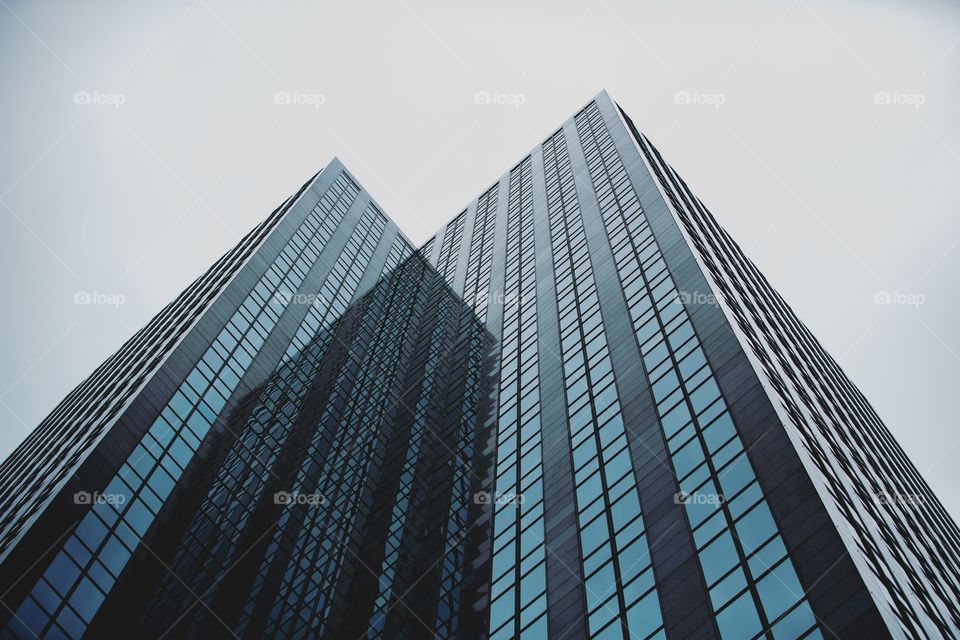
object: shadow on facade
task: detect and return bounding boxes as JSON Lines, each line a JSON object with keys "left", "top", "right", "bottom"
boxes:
{"left": 89, "top": 251, "right": 499, "bottom": 639}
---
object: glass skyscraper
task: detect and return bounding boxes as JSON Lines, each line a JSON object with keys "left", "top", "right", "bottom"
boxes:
{"left": 0, "top": 90, "right": 957, "bottom": 639}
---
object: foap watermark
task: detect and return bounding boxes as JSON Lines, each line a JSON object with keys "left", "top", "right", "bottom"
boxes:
{"left": 674, "top": 490, "right": 725, "bottom": 506}
{"left": 473, "top": 290, "right": 522, "bottom": 309}
{"left": 674, "top": 90, "right": 726, "bottom": 109}
{"left": 873, "top": 291, "right": 925, "bottom": 308}
{"left": 274, "top": 491, "right": 326, "bottom": 506}
{"left": 74, "top": 491, "right": 126, "bottom": 507}
{"left": 474, "top": 491, "right": 525, "bottom": 506}
{"left": 273, "top": 290, "right": 321, "bottom": 306}
{"left": 873, "top": 90, "right": 925, "bottom": 109}
{"left": 74, "top": 290, "right": 126, "bottom": 308}
{"left": 473, "top": 90, "right": 526, "bottom": 109}
{"left": 273, "top": 90, "right": 326, "bottom": 108}
{"left": 874, "top": 491, "right": 925, "bottom": 507}
{"left": 675, "top": 290, "right": 719, "bottom": 306}
{"left": 73, "top": 90, "right": 126, "bottom": 109}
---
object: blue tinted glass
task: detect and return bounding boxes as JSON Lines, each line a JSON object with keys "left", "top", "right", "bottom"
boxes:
{"left": 717, "top": 453, "right": 754, "bottom": 497}
{"left": 585, "top": 563, "right": 616, "bottom": 611}
{"left": 710, "top": 566, "right": 747, "bottom": 610}
{"left": 715, "top": 591, "right": 762, "bottom": 640}
{"left": 735, "top": 503, "right": 778, "bottom": 552}
{"left": 122, "top": 499, "right": 153, "bottom": 537}
{"left": 757, "top": 561, "right": 804, "bottom": 621}
{"left": 749, "top": 537, "right": 788, "bottom": 576}
{"left": 69, "top": 578, "right": 104, "bottom": 623}
{"left": 703, "top": 414, "right": 736, "bottom": 452}
{"left": 46, "top": 552, "right": 81, "bottom": 596}
{"left": 772, "top": 601, "right": 817, "bottom": 640}
{"left": 699, "top": 532, "right": 738, "bottom": 585}
{"left": 16, "top": 598, "right": 47, "bottom": 632}
{"left": 626, "top": 588, "right": 662, "bottom": 638}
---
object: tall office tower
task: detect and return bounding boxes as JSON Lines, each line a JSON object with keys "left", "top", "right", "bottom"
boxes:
{"left": 0, "top": 160, "right": 467, "bottom": 639}
{"left": 420, "top": 91, "right": 960, "bottom": 640}
{"left": 1, "top": 91, "right": 958, "bottom": 640}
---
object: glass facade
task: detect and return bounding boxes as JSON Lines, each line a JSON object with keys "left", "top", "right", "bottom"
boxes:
{"left": 620, "top": 106, "right": 960, "bottom": 638}
{"left": 575, "top": 103, "right": 816, "bottom": 639}
{"left": 1, "top": 92, "right": 957, "bottom": 640}
{"left": 487, "top": 158, "right": 549, "bottom": 640}
{"left": 543, "top": 129, "right": 663, "bottom": 640}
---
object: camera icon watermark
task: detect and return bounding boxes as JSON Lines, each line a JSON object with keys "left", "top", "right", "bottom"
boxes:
{"left": 73, "top": 90, "right": 126, "bottom": 109}
{"left": 274, "top": 490, "right": 326, "bottom": 506}
{"left": 473, "top": 491, "right": 525, "bottom": 506}
{"left": 874, "top": 491, "right": 924, "bottom": 507}
{"left": 273, "top": 90, "right": 326, "bottom": 108}
{"left": 273, "top": 290, "right": 319, "bottom": 306}
{"left": 873, "top": 290, "right": 925, "bottom": 308}
{"left": 74, "top": 491, "right": 126, "bottom": 507}
{"left": 674, "top": 90, "right": 726, "bottom": 109}
{"left": 873, "top": 90, "right": 925, "bottom": 109}
{"left": 73, "top": 290, "right": 126, "bottom": 308}
{"left": 675, "top": 290, "right": 719, "bottom": 306}
{"left": 473, "top": 290, "right": 521, "bottom": 309}
{"left": 473, "top": 90, "right": 526, "bottom": 109}
{"left": 674, "top": 491, "right": 725, "bottom": 506}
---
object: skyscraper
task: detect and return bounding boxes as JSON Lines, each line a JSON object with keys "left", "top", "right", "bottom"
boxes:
{"left": 1, "top": 90, "right": 957, "bottom": 640}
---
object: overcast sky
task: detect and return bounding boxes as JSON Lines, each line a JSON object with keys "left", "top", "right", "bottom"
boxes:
{"left": 1, "top": 0, "right": 958, "bottom": 519}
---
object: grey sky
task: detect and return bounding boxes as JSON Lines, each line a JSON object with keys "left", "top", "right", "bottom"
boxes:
{"left": 1, "top": 1, "right": 958, "bottom": 519}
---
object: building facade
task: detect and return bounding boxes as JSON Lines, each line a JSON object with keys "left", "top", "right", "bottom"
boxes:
{"left": 1, "top": 91, "right": 958, "bottom": 639}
